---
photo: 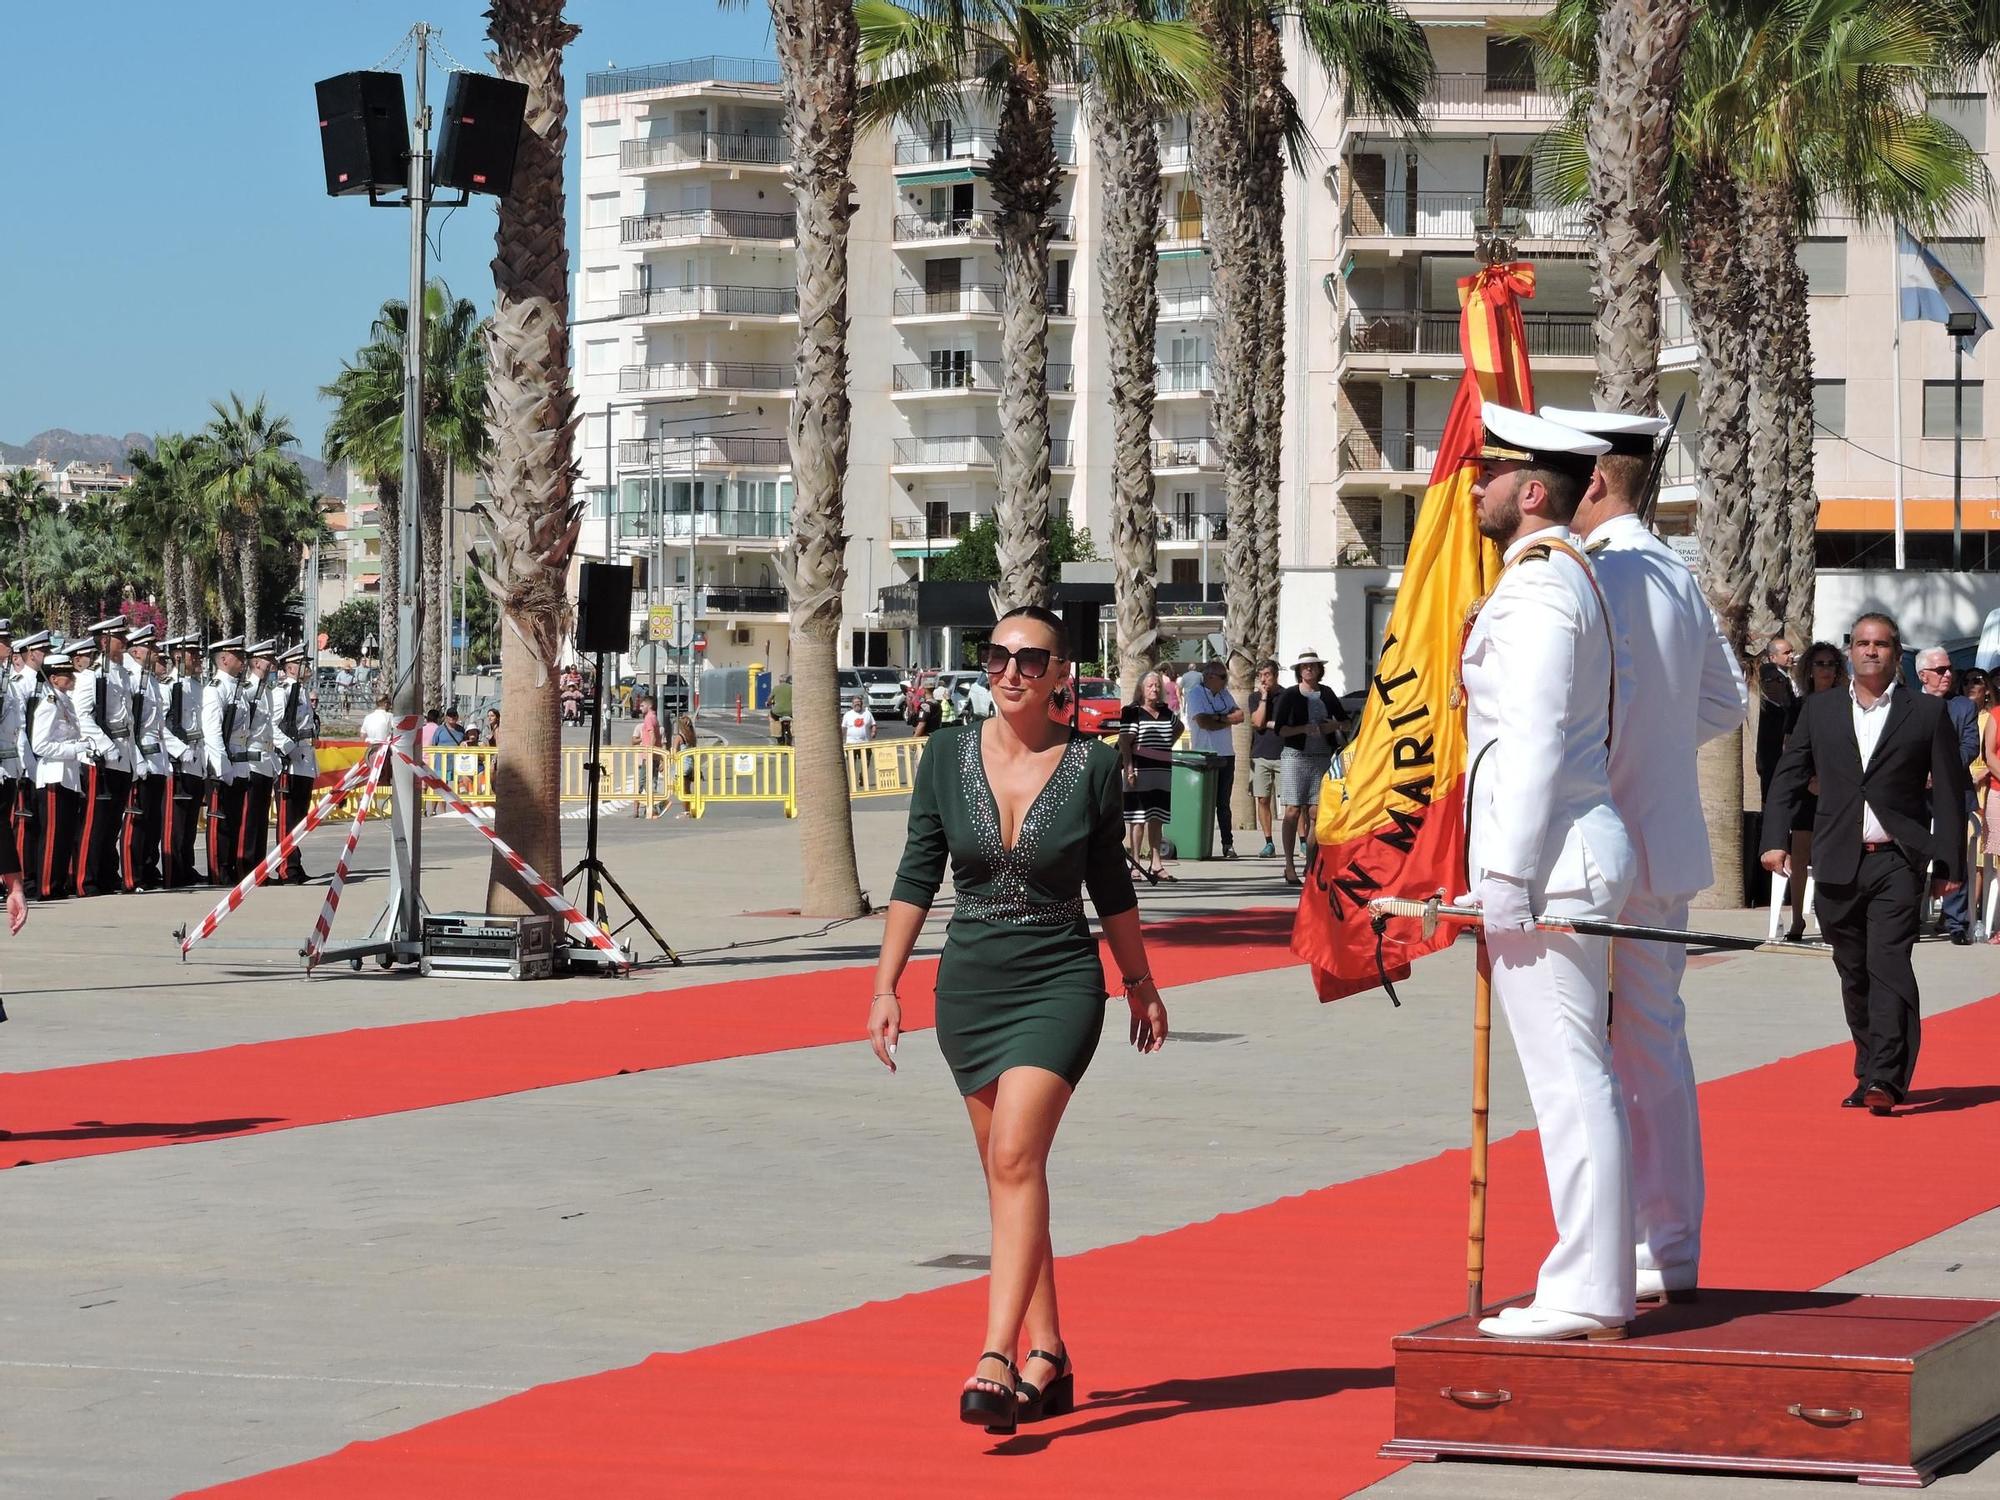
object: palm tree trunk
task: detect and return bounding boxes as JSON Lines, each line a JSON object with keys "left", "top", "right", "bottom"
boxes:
{"left": 162, "top": 535, "right": 183, "bottom": 636}
{"left": 420, "top": 452, "right": 446, "bottom": 711}
{"left": 990, "top": 72, "right": 1061, "bottom": 612}
{"left": 1585, "top": 0, "right": 1696, "bottom": 409}
{"left": 1092, "top": 56, "right": 1163, "bottom": 694}
{"left": 215, "top": 530, "right": 240, "bottom": 636}
{"left": 239, "top": 516, "right": 261, "bottom": 644}
{"left": 1684, "top": 161, "right": 1755, "bottom": 907}
{"left": 376, "top": 476, "right": 402, "bottom": 688}
{"left": 483, "top": 0, "right": 581, "bottom": 913}
{"left": 1740, "top": 179, "right": 1800, "bottom": 651}
{"left": 772, "top": 0, "right": 865, "bottom": 918}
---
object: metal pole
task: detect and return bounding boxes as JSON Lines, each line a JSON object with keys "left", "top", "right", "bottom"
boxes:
{"left": 651, "top": 424, "right": 661, "bottom": 720}
{"left": 1955, "top": 334, "right": 1966, "bottom": 571}
{"left": 687, "top": 434, "right": 698, "bottom": 712}
{"left": 1891, "top": 281, "right": 1906, "bottom": 570}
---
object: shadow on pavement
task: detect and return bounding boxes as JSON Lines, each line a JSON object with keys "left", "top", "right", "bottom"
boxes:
{"left": 1, "top": 1117, "right": 283, "bottom": 1143}
{"left": 989, "top": 1365, "right": 1394, "bottom": 1454}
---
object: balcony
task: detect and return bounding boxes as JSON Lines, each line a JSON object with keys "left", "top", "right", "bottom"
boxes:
{"left": 1152, "top": 436, "right": 1222, "bottom": 471}
{"left": 1158, "top": 215, "right": 1207, "bottom": 248}
{"left": 700, "top": 584, "right": 788, "bottom": 615}
{"left": 617, "top": 435, "right": 791, "bottom": 469}
{"left": 1158, "top": 285, "right": 1215, "bottom": 321}
{"left": 618, "top": 284, "right": 797, "bottom": 320}
{"left": 620, "top": 362, "right": 794, "bottom": 396}
{"left": 1159, "top": 138, "right": 1194, "bottom": 171}
{"left": 1350, "top": 71, "right": 1561, "bottom": 125}
{"left": 1341, "top": 309, "right": 1595, "bottom": 361}
{"left": 1156, "top": 511, "right": 1227, "bottom": 543}
{"left": 611, "top": 506, "right": 792, "bottom": 542}
{"left": 1341, "top": 191, "right": 1591, "bottom": 244}
{"left": 890, "top": 512, "right": 977, "bottom": 545}
{"left": 585, "top": 57, "right": 782, "bottom": 97}
{"left": 890, "top": 361, "right": 1075, "bottom": 395}
{"left": 890, "top": 283, "right": 1075, "bottom": 318}
{"left": 619, "top": 208, "right": 797, "bottom": 246}
{"left": 1156, "top": 360, "right": 1215, "bottom": 397}
{"left": 892, "top": 434, "right": 1000, "bottom": 469}
{"left": 1336, "top": 539, "right": 1411, "bottom": 568}
{"left": 620, "top": 132, "right": 790, "bottom": 172}
{"left": 1338, "top": 428, "right": 1446, "bottom": 476}
{"left": 893, "top": 132, "right": 1076, "bottom": 166}
{"left": 892, "top": 211, "right": 1075, "bottom": 244}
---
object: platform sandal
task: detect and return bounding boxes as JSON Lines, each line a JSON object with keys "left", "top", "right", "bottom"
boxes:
{"left": 960, "top": 1351, "right": 1018, "bottom": 1432}
{"left": 1016, "top": 1346, "right": 1074, "bottom": 1422}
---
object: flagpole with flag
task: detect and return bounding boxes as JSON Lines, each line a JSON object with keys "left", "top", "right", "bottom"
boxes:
{"left": 1290, "top": 262, "right": 1537, "bottom": 1000}
{"left": 1896, "top": 225, "right": 1994, "bottom": 570}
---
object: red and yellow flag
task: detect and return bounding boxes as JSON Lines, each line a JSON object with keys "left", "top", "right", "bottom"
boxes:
{"left": 1290, "top": 263, "right": 1540, "bottom": 1000}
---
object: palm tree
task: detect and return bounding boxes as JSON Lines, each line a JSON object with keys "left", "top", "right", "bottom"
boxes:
{"left": 1, "top": 467, "right": 53, "bottom": 607}
{"left": 859, "top": 0, "right": 1210, "bottom": 610}
{"left": 481, "top": 0, "right": 585, "bottom": 914}
{"left": 1187, "top": 0, "right": 1431, "bottom": 823}
{"left": 322, "top": 340, "right": 405, "bottom": 679}
{"left": 123, "top": 437, "right": 204, "bottom": 635}
{"left": 202, "top": 394, "right": 311, "bottom": 646}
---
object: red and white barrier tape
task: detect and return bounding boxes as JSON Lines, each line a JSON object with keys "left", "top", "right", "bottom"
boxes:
{"left": 392, "top": 747, "right": 629, "bottom": 965}
{"left": 302, "top": 741, "right": 396, "bottom": 971}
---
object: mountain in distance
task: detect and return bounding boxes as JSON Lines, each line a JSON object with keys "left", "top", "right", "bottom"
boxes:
{"left": 2, "top": 428, "right": 332, "bottom": 494}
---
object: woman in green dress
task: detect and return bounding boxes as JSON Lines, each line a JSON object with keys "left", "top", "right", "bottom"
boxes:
{"left": 869, "top": 605, "right": 1169, "bottom": 1435}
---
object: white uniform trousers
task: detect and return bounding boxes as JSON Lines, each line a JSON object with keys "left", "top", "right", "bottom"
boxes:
{"left": 1610, "top": 887, "right": 1704, "bottom": 1281}
{"left": 1488, "top": 857, "right": 1635, "bottom": 1324}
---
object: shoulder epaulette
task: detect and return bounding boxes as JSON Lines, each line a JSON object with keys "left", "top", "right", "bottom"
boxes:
{"left": 1518, "top": 542, "right": 1555, "bottom": 563}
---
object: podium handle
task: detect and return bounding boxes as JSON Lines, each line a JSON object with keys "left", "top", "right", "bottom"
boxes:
{"left": 1788, "top": 1404, "right": 1863, "bottom": 1425}
{"left": 1441, "top": 1387, "right": 1512, "bottom": 1408}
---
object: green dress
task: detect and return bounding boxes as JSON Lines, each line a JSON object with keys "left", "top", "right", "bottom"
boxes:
{"left": 892, "top": 722, "right": 1138, "bottom": 1095}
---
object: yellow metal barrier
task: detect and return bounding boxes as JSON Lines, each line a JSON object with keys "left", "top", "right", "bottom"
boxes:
{"left": 685, "top": 744, "right": 796, "bottom": 819}
{"left": 847, "top": 737, "right": 927, "bottom": 798}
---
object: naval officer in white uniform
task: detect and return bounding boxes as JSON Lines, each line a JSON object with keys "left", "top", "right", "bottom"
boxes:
{"left": 1461, "top": 403, "right": 1638, "bottom": 1342}
{"left": 1547, "top": 405, "right": 1749, "bottom": 1306}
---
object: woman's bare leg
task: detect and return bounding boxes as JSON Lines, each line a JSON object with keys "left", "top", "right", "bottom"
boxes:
{"left": 961, "top": 1068, "right": 1072, "bottom": 1396}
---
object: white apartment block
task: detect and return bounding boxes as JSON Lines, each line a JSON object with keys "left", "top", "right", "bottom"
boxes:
{"left": 574, "top": 37, "right": 2000, "bottom": 692}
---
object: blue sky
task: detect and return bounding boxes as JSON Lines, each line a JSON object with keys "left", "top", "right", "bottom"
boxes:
{"left": 1, "top": 1, "right": 773, "bottom": 455}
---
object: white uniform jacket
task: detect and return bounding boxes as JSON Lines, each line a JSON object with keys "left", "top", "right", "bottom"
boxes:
{"left": 13, "top": 668, "right": 45, "bottom": 781}
{"left": 271, "top": 678, "right": 319, "bottom": 778}
{"left": 32, "top": 686, "right": 88, "bottom": 793}
{"left": 243, "top": 672, "right": 280, "bottom": 779}
{"left": 127, "top": 660, "right": 169, "bottom": 779}
{"left": 74, "top": 665, "right": 136, "bottom": 774}
{"left": 0, "top": 666, "right": 22, "bottom": 780}
{"left": 1462, "top": 527, "right": 1635, "bottom": 909}
{"left": 202, "top": 671, "right": 251, "bottom": 783}
{"left": 1585, "top": 513, "right": 1748, "bottom": 897}
{"left": 162, "top": 671, "right": 205, "bottom": 775}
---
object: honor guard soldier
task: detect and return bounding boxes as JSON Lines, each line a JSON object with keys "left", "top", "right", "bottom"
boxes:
{"left": 1461, "top": 404, "right": 1639, "bottom": 1343}
{"left": 31, "top": 652, "right": 88, "bottom": 901}
{"left": 239, "top": 640, "right": 281, "bottom": 873}
{"left": 273, "top": 647, "right": 318, "bottom": 884}
{"left": 123, "top": 625, "right": 169, "bottom": 891}
{"left": 0, "top": 621, "right": 19, "bottom": 890}
{"left": 202, "top": 637, "right": 250, "bottom": 885}
{"left": 10, "top": 631, "right": 51, "bottom": 891}
{"left": 160, "top": 636, "right": 207, "bottom": 888}
{"left": 1546, "top": 404, "right": 1749, "bottom": 1308}
{"left": 71, "top": 617, "right": 140, "bottom": 898}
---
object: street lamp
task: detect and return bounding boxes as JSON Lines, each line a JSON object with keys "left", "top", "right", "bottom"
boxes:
{"left": 1948, "top": 309, "right": 1978, "bottom": 571}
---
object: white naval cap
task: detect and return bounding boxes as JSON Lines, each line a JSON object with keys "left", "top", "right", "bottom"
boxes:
{"left": 247, "top": 638, "right": 280, "bottom": 660}
{"left": 14, "top": 629, "right": 51, "bottom": 652}
{"left": 1478, "top": 402, "right": 1611, "bottom": 479}
{"left": 128, "top": 624, "right": 157, "bottom": 646}
{"left": 86, "top": 613, "right": 131, "bottom": 638}
{"left": 43, "top": 652, "right": 77, "bottom": 673}
{"left": 209, "top": 635, "right": 247, "bottom": 656}
{"left": 1538, "top": 404, "right": 1669, "bottom": 458}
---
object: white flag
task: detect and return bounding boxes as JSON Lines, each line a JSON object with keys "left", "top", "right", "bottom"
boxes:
{"left": 1897, "top": 225, "right": 1992, "bottom": 346}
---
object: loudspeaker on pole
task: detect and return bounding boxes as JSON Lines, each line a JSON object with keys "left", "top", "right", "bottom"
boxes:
{"left": 434, "top": 72, "right": 531, "bottom": 197}
{"left": 314, "top": 71, "right": 409, "bottom": 197}
{"left": 576, "top": 562, "right": 634, "bottom": 655}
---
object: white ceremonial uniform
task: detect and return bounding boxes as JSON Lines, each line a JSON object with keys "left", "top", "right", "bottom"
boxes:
{"left": 32, "top": 687, "right": 87, "bottom": 793}
{"left": 1586, "top": 512, "right": 1747, "bottom": 1287}
{"left": 272, "top": 677, "right": 319, "bottom": 779}
{"left": 244, "top": 671, "right": 280, "bottom": 779}
{"left": 0, "top": 662, "right": 22, "bottom": 784}
{"left": 13, "top": 665, "right": 43, "bottom": 783}
{"left": 1463, "top": 525, "right": 1638, "bottom": 1323}
{"left": 73, "top": 662, "right": 136, "bottom": 773}
{"left": 127, "top": 659, "right": 168, "bottom": 781}
{"left": 162, "top": 668, "right": 204, "bottom": 776}
{"left": 202, "top": 670, "right": 248, "bottom": 782}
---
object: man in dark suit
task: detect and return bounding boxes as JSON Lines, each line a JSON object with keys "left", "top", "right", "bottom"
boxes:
{"left": 1755, "top": 635, "right": 1799, "bottom": 797}
{"left": 1914, "top": 647, "right": 1981, "bottom": 943}
{"left": 1761, "top": 613, "right": 1972, "bottom": 1115}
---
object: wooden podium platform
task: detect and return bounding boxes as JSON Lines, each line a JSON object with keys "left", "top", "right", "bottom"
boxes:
{"left": 1381, "top": 1290, "right": 2000, "bottom": 1488}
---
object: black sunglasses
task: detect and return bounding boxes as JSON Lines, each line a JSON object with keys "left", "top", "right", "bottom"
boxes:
{"left": 979, "top": 643, "right": 1054, "bottom": 680}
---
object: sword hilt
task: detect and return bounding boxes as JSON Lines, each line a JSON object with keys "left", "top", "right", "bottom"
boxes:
{"left": 1365, "top": 893, "right": 1472, "bottom": 941}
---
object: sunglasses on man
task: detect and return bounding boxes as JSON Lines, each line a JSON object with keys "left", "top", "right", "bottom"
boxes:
{"left": 979, "top": 643, "right": 1055, "bottom": 680}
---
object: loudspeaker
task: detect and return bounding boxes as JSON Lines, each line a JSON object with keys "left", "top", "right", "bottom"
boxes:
{"left": 576, "top": 562, "right": 634, "bottom": 654}
{"left": 315, "top": 72, "right": 409, "bottom": 197}
{"left": 435, "top": 72, "right": 530, "bottom": 196}
{"left": 1061, "top": 600, "right": 1100, "bottom": 666}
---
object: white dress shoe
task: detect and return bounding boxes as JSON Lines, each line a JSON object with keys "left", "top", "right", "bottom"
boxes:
{"left": 1635, "top": 1267, "right": 1698, "bottom": 1304}
{"left": 1477, "top": 1305, "right": 1626, "bottom": 1341}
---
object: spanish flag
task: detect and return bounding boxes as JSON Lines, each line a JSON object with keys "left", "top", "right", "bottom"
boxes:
{"left": 1291, "top": 263, "right": 1539, "bottom": 1000}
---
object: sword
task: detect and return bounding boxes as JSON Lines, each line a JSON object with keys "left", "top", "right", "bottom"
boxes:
{"left": 1639, "top": 391, "right": 1689, "bottom": 528}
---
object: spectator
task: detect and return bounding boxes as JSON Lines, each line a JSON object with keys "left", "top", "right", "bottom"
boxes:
{"left": 844, "top": 692, "right": 878, "bottom": 789}
{"left": 914, "top": 690, "right": 944, "bottom": 739}
{"left": 632, "top": 694, "right": 662, "bottom": 817}
{"left": 769, "top": 675, "right": 793, "bottom": 745}
{"left": 1183, "top": 659, "right": 1243, "bottom": 860}
{"left": 1755, "top": 635, "right": 1800, "bottom": 797}
{"left": 484, "top": 707, "right": 500, "bottom": 747}
{"left": 436, "top": 708, "right": 465, "bottom": 746}
{"left": 1246, "top": 658, "right": 1284, "bottom": 857}
{"left": 1778, "top": 643, "right": 1846, "bottom": 939}
{"left": 1916, "top": 647, "right": 1981, "bottom": 943}
{"left": 360, "top": 694, "right": 393, "bottom": 745}
{"left": 1177, "top": 662, "right": 1202, "bottom": 714}
{"left": 1162, "top": 665, "right": 1183, "bottom": 714}
{"left": 1275, "top": 649, "right": 1350, "bottom": 887}
{"left": 420, "top": 709, "right": 441, "bottom": 748}
{"left": 668, "top": 712, "right": 698, "bottom": 816}
{"left": 1120, "top": 671, "right": 1181, "bottom": 880}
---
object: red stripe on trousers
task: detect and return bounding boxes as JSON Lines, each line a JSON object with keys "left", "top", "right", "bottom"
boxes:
{"left": 40, "top": 787, "right": 57, "bottom": 895}
{"left": 121, "top": 786, "right": 135, "bottom": 891}
{"left": 75, "top": 766, "right": 97, "bottom": 893}
{"left": 164, "top": 777, "right": 176, "bottom": 884}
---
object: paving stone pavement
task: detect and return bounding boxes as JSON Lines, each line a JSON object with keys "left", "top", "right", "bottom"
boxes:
{"left": 1, "top": 808, "right": 1997, "bottom": 1497}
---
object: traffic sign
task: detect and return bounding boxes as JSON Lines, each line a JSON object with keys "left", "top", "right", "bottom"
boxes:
{"left": 648, "top": 604, "right": 677, "bottom": 643}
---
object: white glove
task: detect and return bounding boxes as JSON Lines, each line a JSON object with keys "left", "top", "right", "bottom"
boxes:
{"left": 1470, "top": 874, "right": 1535, "bottom": 939}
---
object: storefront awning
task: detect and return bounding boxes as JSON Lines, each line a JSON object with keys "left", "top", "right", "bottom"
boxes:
{"left": 1817, "top": 497, "right": 2000, "bottom": 532}
{"left": 897, "top": 166, "right": 979, "bottom": 188}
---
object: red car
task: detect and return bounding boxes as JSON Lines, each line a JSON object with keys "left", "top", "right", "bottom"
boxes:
{"left": 1068, "top": 676, "right": 1122, "bottom": 735}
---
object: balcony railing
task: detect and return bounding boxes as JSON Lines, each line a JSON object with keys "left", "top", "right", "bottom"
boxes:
{"left": 891, "top": 283, "right": 1075, "bottom": 317}
{"left": 700, "top": 584, "right": 788, "bottom": 614}
{"left": 1342, "top": 309, "right": 1595, "bottom": 360}
{"left": 1338, "top": 429, "right": 1447, "bottom": 474}
{"left": 1158, "top": 215, "right": 1207, "bottom": 245}
{"left": 612, "top": 507, "right": 793, "bottom": 540}
{"left": 888, "top": 512, "right": 977, "bottom": 543}
{"left": 889, "top": 515, "right": 930, "bottom": 541}
{"left": 620, "top": 132, "right": 790, "bottom": 170}
{"left": 892, "top": 212, "right": 1074, "bottom": 242}
{"left": 1159, "top": 138, "right": 1194, "bottom": 170}
{"left": 620, "top": 361, "right": 794, "bottom": 394}
{"left": 1049, "top": 438, "right": 1075, "bottom": 467}
{"left": 1152, "top": 437, "right": 1221, "bottom": 469}
{"left": 618, "top": 284, "right": 798, "bottom": 319}
{"left": 619, "top": 208, "right": 797, "bottom": 245}
{"left": 617, "top": 436, "right": 792, "bottom": 468}
{"left": 893, "top": 132, "right": 1076, "bottom": 165}
{"left": 1341, "top": 190, "right": 1591, "bottom": 242}
{"left": 1157, "top": 285, "right": 1215, "bottom": 320}
{"left": 586, "top": 57, "right": 783, "bottom": 97}
{"left": 1351, "top": 71, "right": 1560, "bottom": 121}
{"left": 891, "top": 360, "right": 1075, "bottom": 393}
{"left": 1661, "top": 295, "right": 1696, "bottom": 348}
{"left": 892, "top": 435, "right": 1000, "bottom": 467}
{"left": 1156, "top": 360, "right": 1215, "bottom": 394}
{"left": 1156, "top": 511, "right": 1227, "bottom": 542}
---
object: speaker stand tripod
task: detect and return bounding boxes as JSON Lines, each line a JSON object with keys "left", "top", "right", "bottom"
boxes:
{"left": 562, "top": 650, "right": 679, "bottom": 968}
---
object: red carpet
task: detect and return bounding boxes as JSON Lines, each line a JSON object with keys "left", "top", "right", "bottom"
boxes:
{"left": 193, "top": 992, "right": 2000, "bottom": 1499}
{"left": 0, "top": 907, "right": 1299, "bottom": 1169}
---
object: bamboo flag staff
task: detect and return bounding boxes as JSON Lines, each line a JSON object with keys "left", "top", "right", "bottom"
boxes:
{"left": 1468, "top": 951, "right": 1492, "bottom": 1318}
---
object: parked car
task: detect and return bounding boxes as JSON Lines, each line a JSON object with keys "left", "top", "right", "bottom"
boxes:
{"left": 855, "top": 666, "right": 905, "bottom": 716}
{"left": 1069, "top": 676, "right": 1121, "bottom": 735}
{"left": 934, "top": 670, "right": 988, "bottom": 720}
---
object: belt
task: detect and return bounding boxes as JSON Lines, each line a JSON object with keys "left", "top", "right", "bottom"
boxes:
{"left": 229, "top": 752, "right": 253, "bottom": 762}
{"left": 139, "top": 740, "right": 161, "bottom": 753}
{"left": 1862, "top": 840, "right": 1900, "bottom": 852}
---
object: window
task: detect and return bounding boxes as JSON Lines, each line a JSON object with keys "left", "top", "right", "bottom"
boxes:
{"left": 1932, "top": 237, "right": 1985, "bottom": 296}
{"left": 585, "top": 192, "right": 619, "bottom": 229}
{"left": 1923, "top": 380, "right": 1983, "bottom": 439}
{"left": 583, "top": 412, "right": 608, "bottom": 452}
{"left": 1798, "top": 237, "right": 1847, "bottom": 296}
{"left": 1930, "top": 92, "right": 1987, "bottom": 153}
{"left": 1485, "top": 36, "right": 1537, "bottom": 90}
{"left": 584, "top": 340, "right": 617, "bottom": 376}
{"left": 586, "top": 120, "right": 619, "bottom": 158}
{"left": 584, "top": 266, "right": 619, "bottom": 305}
{"left": 1812, "top": 379, "right": 1846, "bottom": 437}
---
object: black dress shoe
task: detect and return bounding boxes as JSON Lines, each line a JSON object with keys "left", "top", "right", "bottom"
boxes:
{"left": 1842, "top": 1085, "right": 1868, "bottom": 1108}
{"left": 1951, "top": 930, "right": 1973, "bottom": 946}
{"left": 1864, "top": 1082, "right": 1902, "bottom": 1116}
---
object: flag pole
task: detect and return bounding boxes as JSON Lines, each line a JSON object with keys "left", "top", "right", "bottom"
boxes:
{"left": 1468, "top": 951, "right": 1491, "bottom": 1319}
{"left": 1893, "top": 242, "right": 1907, "bottom": 572}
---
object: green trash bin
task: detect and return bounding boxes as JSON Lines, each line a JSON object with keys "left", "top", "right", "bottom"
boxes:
{"left": 1165, "top": 749, "right": 1218, "bottom": 861}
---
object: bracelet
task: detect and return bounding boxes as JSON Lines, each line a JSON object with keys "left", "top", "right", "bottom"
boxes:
{"left": 873, "top": 991, "right": 899, "bottom": 1001}
{"left": 1121, "top": 973, "right": 1153, "bottom": 992}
